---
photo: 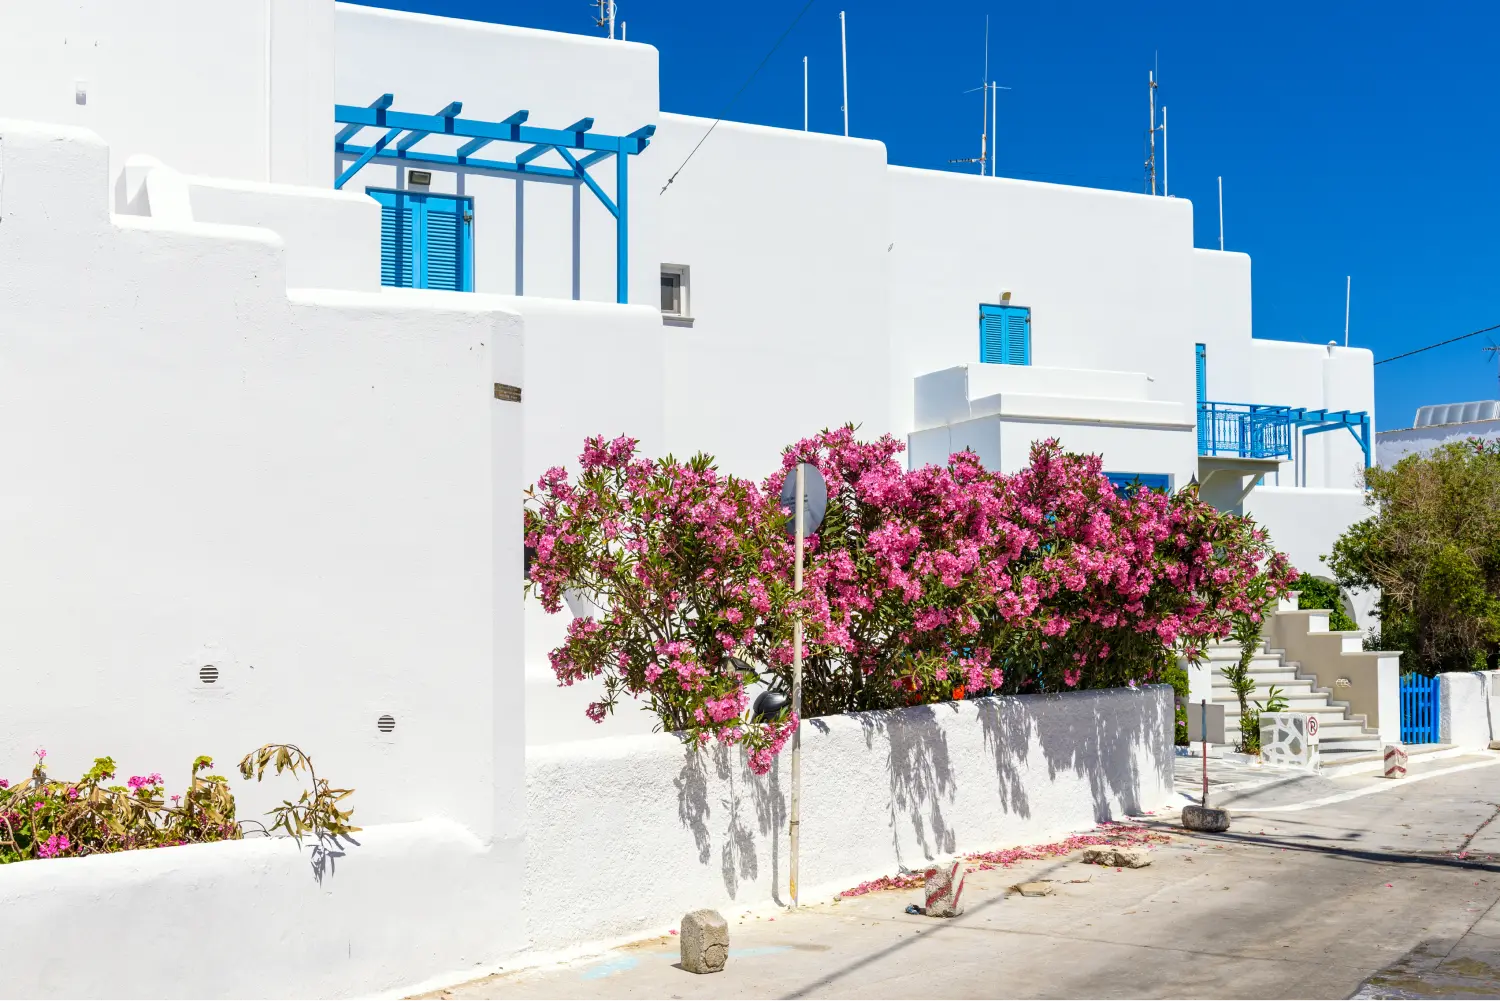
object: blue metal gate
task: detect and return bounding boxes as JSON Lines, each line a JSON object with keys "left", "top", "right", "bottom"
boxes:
{"left": 1400, "top": 674, "right": 1442, "bottom": 744}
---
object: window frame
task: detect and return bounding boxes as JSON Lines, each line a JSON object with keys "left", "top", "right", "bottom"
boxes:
{"left": 660, "top": 263, "right": 692, "bottom": 324}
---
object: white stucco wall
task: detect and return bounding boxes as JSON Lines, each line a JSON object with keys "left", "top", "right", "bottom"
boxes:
{"left": 1249, "top": 340, "right": 1375, "bottom": 490}
{"left": 0, "top": 121, "right": 531, "bottom": 1000}
{"left": 1192, "top": 249, "right": 1256, "bottom": 404}
{"left": 1378, "top": 419, "right": 1500, "bottom": 467}
{"left": 526, "top": 686, "right": 1173, "bottom": 953}
{"left": 1439, "top": 671, "right": 1498, "bottom": 749}
{"left": 649, "top": 115, "right": 895, "bottom": 476}
{"left": 0, "top": 0, "right": 332, "bottom": 193}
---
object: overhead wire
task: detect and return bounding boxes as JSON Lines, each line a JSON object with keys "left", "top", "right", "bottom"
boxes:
{"left": 659, "top": 0, "right": 819, "bottom": 195}
{"left": 1373, "top": 322, "right": 1500, "bottom": 365}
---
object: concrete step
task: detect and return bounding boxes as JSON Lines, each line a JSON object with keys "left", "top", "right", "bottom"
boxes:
{"left": 1213, "top": 695, "right": 1339, "bottom": 713}
{"left": 1210, "top": 679, "right": 1317, "bottom": 695}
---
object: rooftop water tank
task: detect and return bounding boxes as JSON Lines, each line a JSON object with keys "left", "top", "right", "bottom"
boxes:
{"left": 1413, "top": 400, "right": 1500, "bottom": 427}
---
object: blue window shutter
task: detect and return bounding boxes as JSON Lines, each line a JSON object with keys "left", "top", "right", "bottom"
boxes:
{"left": 371, "top": 189, "right": 415, "bottom": 288}
{"left": 1104, "top": 472, "right": 1171, "bottom": 497}
{"left": 1007, "top": 308, "right": 1030, "bottom": 365}
{"left": 1195, "top": 343, "right": 1208, "bottom": 453}
{"left": 978, "top": 304, "right": 1031, "bottom": 366}
{"left": 422, "top": 196, "right": 466, "bottom": 291}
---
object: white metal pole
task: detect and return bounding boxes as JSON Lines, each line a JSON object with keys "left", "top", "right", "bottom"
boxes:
{"left": 621, "top": 21, "right": 626, "bottom": 40}
{"left": 608, "top": 1, "right": 615, "bottom": 39}
{"left": 840, "top": 11, "right": 849, "bottom": 137}
{"left": 1162, "top": 106, "right": 1168, "bottom": 196}
{"left": 804, "top": 56, "right": 809, "bottom": 131}
{"left": 789, "top": 463, "right": 805, "bottom": 908}
{"left": 1350, "top": 277, "right": 1362, "bottom": 348}
{"left": 1218, "top": 176, "right": 1224, "bottom": 250}
{"left": 991, "top": 81, "right": 998, "bottom": 177}
{"left": 981, "top": 17, "right": 989, "bottom": 175}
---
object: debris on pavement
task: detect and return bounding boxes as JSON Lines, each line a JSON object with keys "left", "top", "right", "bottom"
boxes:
{"left": 1081, "top": 847, "right": 1152, "bottom": 868}
{"left": 1011, "top": 881, "right": 1056, "bottom": 897}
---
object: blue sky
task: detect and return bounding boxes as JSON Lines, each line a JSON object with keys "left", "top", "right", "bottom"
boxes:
{"left": 375, "top": 0, "right": 1499, "bottom": 430}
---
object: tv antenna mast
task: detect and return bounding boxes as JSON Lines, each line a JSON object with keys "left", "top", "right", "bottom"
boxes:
{"left": 591, "top": 0, "right": 617, "bottom": 39}
{"left": 1145, "top": 55, "right": 1166, "bottom": 195}
{"left": 1484, "top": 340, "right": 1500, "bottom": 394}
{"left": 949, "top": 17, "right": 1010, "bottom": 175}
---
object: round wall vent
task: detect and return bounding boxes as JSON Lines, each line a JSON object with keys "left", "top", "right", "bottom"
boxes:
{"left": 199, "top": 665, "right": 220, "bottom": 685}
{"left": 377, "top": 714, "right": 396, "bottom": 733}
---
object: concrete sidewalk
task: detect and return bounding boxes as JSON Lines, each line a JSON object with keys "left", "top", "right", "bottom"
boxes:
{"left": 416, "top": 753, "right": 1500, "bottom": 1000}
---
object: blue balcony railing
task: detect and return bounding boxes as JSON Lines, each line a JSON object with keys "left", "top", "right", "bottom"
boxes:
{"left": 1197, "top": 402, "right": 1373, "bottom": 467}
{"left": 1197, "top": 402, "right": 1293, "bottom": 459}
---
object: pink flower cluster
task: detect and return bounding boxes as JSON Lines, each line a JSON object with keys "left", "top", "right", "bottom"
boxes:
{"left": 126, "top": 773, "right": 163, "bottom": 792}
{"left": 36, "top": 833, "right": 71, "bottom": 859}
{"left": 524, "top": 430, "right": 1295, "bottom": 774}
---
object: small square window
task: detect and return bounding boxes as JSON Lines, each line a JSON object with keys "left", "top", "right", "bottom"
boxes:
{"left": 660, "top": 264, "right": 691, "bottom": 322}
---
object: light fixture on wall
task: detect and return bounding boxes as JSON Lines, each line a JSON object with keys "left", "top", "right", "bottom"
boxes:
{"left": 407, "top": 169, "right": 432, "bottom": 187}
{"left": 1000, "top": 291, "right": 1012, "bottom": 303}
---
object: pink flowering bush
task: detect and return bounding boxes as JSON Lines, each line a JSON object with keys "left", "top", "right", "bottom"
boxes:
{"left": 525, "top": 429, "right": 1296, "bottom": 773}
{"left": 0, "top": 749, "right": 239, "bottom": 863}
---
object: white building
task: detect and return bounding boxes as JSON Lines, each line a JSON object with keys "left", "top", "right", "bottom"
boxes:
{"left": 1377, "top": 400, "right": 1500, "bottom": 465}
{"left": 0, "top": 5, "right": 1393, "bottom": 995}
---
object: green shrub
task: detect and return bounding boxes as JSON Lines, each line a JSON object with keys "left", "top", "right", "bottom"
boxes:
{"left": 1294, "top": 574, "right": 1358, "bottom": 631}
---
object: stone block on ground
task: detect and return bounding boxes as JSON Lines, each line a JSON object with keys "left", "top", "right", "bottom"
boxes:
{"left": 1260, "top": 712, "right": 1321, "bottom": 768}
{"left": 924, "top": 860, "right": 966, "bottom": 917}
{"left": 1383, "top": 744, "right": 1408, "bottom": 779}
{"left": 1182, "top": 804, "right": 1231, "bottom": 832}
{"left": 1080, "top": 847, "right": 1151, "bottom": 868}
{"left": 679, "top": 909, "right": 728, "bottom": 975}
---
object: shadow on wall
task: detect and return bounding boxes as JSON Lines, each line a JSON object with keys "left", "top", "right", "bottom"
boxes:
{"left": 667, "top": 686, "right": 1169, "bottom": 900}
{"left": 676, "top": 742, "right": 786, "bottom": 903}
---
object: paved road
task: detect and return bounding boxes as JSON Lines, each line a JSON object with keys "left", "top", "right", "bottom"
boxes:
{"left": 418, "top": 753, "right": 1500, "bottom": 1000}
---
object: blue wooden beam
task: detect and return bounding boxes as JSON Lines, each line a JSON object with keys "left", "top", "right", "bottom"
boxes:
{"left": 335, "top": 93, "right": 395, "bottom": 146}
{"left": 457, "top": 137, "right": 493, "bottom": 159}
{"left": 555, "top": 147, "right": 617, "bottom": 217}
{"left": 616, "top": 149, "right": 629, "bottom": 304}
{"left": 334, "top": 104, "right": 650, "bottom": 154}
{"left": 395, "top": 129, "right": 431, "bottom": 152}
{"left": 514, "top": 144, "right": 552, "bottom": 165}
{"left": 335, "top": 126, "right": 403, "bottom": 188}
{"left": 576, "top": 150, "right": 615, "bottom": 170}
{"left": 564, "top": 117, "right": 596, "bottom": 132}
{"left": 500, "top": 110, "right": 530, "bottom": 126}
{"left": 394, "top": 102, "right": 463, "bottom": 153}
{"left": 338, "top": 143, "right": 578, "bottom": 182}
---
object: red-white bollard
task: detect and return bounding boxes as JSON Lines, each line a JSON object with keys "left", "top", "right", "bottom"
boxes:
{"left": 924, "top": 861, "right": 966, "bottom": 917}
{"left": 1383, "top": 744, "right": 1408, "bottom": 778}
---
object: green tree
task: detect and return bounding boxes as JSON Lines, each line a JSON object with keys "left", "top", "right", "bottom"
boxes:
{"left": 1327, "top": 438, "right": 1500, "bottom": 675}
{"left": 1293, "top": 574, "right": 1358, "bottom": 631}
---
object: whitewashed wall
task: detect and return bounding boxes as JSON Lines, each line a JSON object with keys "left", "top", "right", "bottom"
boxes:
{"left": 0, "top": 120, "right": 529, "bottom": 997}
{"left": 1191, "top": 249, "right": 1256, "bottom": 404}
{"left": 333, "top": 5, "right": 662, "bottom": 308}
{"left": 526, "top": 686, "right": 1174, "bottom": 953}
{"left": 0, "top": 0, "right": 332, "bottom": 193}
{"left": 648, "top": 115, "right": 894, "bottom": 477}
{"left": 1249, "top": 340, "right": 1375, "bottom": 490}
{"left": 1378, "top": 418, "right": 1500, "bottom": 466}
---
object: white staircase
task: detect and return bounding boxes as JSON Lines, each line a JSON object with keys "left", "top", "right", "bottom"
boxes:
{"left": 1202, "top": 639, "right": 1383, "bottom": 758}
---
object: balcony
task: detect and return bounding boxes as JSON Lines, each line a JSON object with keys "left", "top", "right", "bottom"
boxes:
{"left": 1198, "top": 402, "right": 1293, "bottom": 460}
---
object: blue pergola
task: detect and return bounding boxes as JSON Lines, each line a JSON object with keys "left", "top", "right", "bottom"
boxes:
{"left": 1198, "top": 402, "right": 1372, "bottom": 467}
{"left": 334, "top": 95, "right": 656, "bottom": 304}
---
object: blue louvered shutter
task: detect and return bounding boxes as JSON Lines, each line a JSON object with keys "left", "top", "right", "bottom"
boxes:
{"left": 372, "top": 190, "right": 415, "bottom": 288}
{"left": 422, "top": 196, "right": 466, "bottom": 291}
{"left": 978, "top": 304, "right": 1031, "bottom": 365}
{"left": 1006, "top": 308, "right": 1030, "bottom": 365}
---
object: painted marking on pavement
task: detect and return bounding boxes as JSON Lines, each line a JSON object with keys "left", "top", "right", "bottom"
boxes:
{"left": 1229, "top": 756, "right": 1500, "bottom": 813}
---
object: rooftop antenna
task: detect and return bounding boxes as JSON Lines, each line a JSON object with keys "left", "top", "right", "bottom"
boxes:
{"left": 591, "top": 0, "right": 616, "bottom": 39}
{"left": 1485, "top": 340, "right": 1500, "bottom": 394}
{"left": 1144, "top": 56, "right": 1160, "bottom": 195}
{"left": 951, "top": 19, "right": 1011, "bottom": 175}
{"left": 803, "top": 56, "right": 809, "bottom": 131}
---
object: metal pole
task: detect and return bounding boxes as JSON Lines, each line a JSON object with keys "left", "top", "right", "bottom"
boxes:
{"left": 990, "top": 81, "right": 998, "bottom": 176}
{"left": 1344, "top": 276, "right": 1352, "bottom": 347}
{"left": 1148, "top": 71, "right": 1156, "bottom": 196}
{"left": 1217, "top": 176, "right": 1224, "bottom": 250}
{"left": 1201, "top": 699, "right": 1209, "bottom": 807}
{"left": 803, "top": 56, "right": 809, "bottom": 131}
{"left": 615, "top": 150, "right": 628, "bottom": 304}
{"left": 840, "top": 11, "right": 849, "bottom": 137}
{"left": 608, "top": 0, "right": 615, "bottom": 39}
{"left": 789, "top": 463, "right": 805, "bottom": 908}
{"left": 1162, "top": 106, "right": 1168, "bottom": 196}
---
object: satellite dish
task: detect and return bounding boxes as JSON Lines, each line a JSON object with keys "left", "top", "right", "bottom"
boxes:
{"left": 779, "top": 463, "right": 828, "bottom": 538}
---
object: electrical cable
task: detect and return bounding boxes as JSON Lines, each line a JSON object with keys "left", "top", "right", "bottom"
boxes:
{"left": 1373, "top": 322, "right": 1500, "bottom": 365}
{"left": 659, "top": 0, "right": 818, "bottom": 195}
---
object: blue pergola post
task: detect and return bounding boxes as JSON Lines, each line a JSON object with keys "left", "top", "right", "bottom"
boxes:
{"left": 333, "top": 96, "right": 654, "bottom": 305}
{"left": 616, "top": 150, "right": 629, "bottom": 305}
